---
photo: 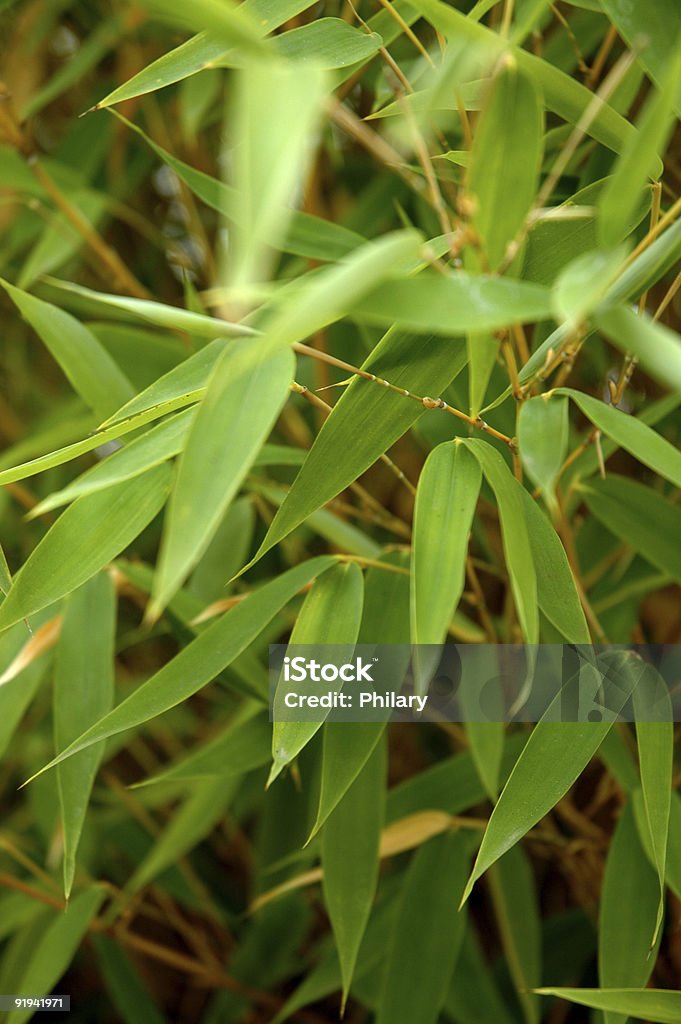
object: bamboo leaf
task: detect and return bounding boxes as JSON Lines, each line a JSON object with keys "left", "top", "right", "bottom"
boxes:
{"left": 598, "top": 803, "right": 660, "bottom": 1024}
{"left": 518, "top": 395, "right": 569, "bottom": 514}
{"left": 244, "top": 330, "right": 467, "bottom": 571}
{"left": 461, "top": 440, "right": 539, "bottom": 642}
{"left": 556, "top": 388, "right": 681, "bottom": 488}
{"left": 535, "top": 988, "right": 681, "bottom": 1024}
{"left": 322, "top": 735, "right": 386, "bottom": 1007}
{"left": 579, "top": 475, "right": 681, "bottom": 582}
{"left": 599, "top": 0, "right": 681, "bottom": 113}
{"left": 270, "top": 562, "right": 364, "bottom": 783}
{"left": 0, "top": 465, "right": 170, "bottom": 632}
{"left": 595, "top": 304, "right": 681, "bottom": 393}
{"left": 25, "top": 556, "right": 336, "bottom": 784}
{"left": 150, "top": 341, "right": 293, "bottom": 617}
{"left": 7, "top": 888, "right": 105, "bottom": 1024}
{"left": 488, "top": 846, "right": 541, "bottom": 1024}
{"left": 0, "top": 279, "right": 134, "bottom": 420}
{"left": 376, "top": 832, "right": 470, "bottom": 1024}
{"left": 55, "top": 574, "right": 115, "bottom": 898}
{"left": 411, "top": 442, "right": 481, "bottom": 645}
{"left": 466, "top": 58, "right": 543, "bottom": 269}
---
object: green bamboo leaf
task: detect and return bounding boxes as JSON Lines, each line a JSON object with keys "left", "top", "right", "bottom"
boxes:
{"left": 599, "top": 803, "right": 660, "bottom": 1024}
{"left": 45, "top": 279, "right": 254, "bottom": 341}
{"left": 0, "top": 279, "right": 134, "bottom": 420}
{"left": 445, "top": 931, "right": 517, "bottom": 1024}
{"left": 599, "top": 40, "right": 681, "bottom": 246}
{"left": 634, "top": 670, "right": 673, "bottom": 947}
{"left": 460, "top": 648, "right": 506, "bottom": 799}
{"left": 0, "top": 465, "right": 170, "bottom": 632}
{"left": 140, "top": 0, "right": 268, "bottom": 56}
{"left": 7, "top": 888, "right": 105, "bottom": 1024}
{"left": 519, "top": 489, "right": 590, "bottom": 643}
{"left": 595, "top": 305, "right": 681, "bottom": 393}
{"left": 0, "top": 626, "right": 48, "bottom": 760}
{"left": 149, "top": 341, "right": 293, "bottom": 617}
{"left": 555, "top": 388, "right": 681, "bottom": 488}
{"left": 243, "top": 330, "right": 467, "bottom": 571}
{"left": 25, "top": 556, "right": 336, "bottom": 784}
{"left": 599, "top": 0, "right": 681, "bottom": 113}
{"left": 228, "top": 61, "right": 327, "bottom": 290}
{"left": 467, "top": 333, "right": 499, "bottom": 416}
{"left": 411, "top": 442, "right": 481, "bottom": 645}
{"left": 322, "top": 735, "right": 386, "bottom": 1007}
{"left": 518, "top": 395, "right": 569, "bottom": 515}
{"left": 55, "top": 574, "right": 115, "bottom": 898}
{"left": 351, "top": 272, "right": 553, "bottom": 333}
{"left": 376, "top": 832, "right": 470, "bottom": 1024}
{"left": 113, "top": 113, "right": 364, "bottom": 263}
{"left": 270, "top": 562, "right": 364, "bottom": 783}
{"left": 265, "top": 18, "right": 382, "bottom": 70}
{"left": 29, "top": 409, "right": 195, "bottom": 518}
{"left": 92, "top": 0, "right": 319, "bottom": 109}
{"left": 0, "top": 543, "right": 12, "bottom": 598}
{"left": 101, "top": 338, "right": 227, "bottom": 429}
{"left": 461, "top": 439, "right": 538, "bottom": 643}
{"left": 128, "top": 775, "right": 238, "bottom": 891}
{"left": 93, "top": 936, "right": 165, "bottom": 1024}
{"left": 461, "top": 652, "right": 644, "bottom": 903}
{"left": 133, "top": 708, "right": 271, "bottom": 787}
{"left": 579, "top": 475, "right": 681, "bottom": 582}
{"left": 187, "top": 497, "right": 256, "bottom": 602}
{"left": 634, "top": 789, "right": 681, "bottom": 903}
{"left": 535, "top": 988, "right": 681, "bottom": 1024}
{"left": 466, "top": 58, "right": 543, "bottom": 269}
{"left": 552, "top": 248, "right": 625, "bottom": 328}
{"left": 488, "top": 846, "right": 541, "bottom": 1024}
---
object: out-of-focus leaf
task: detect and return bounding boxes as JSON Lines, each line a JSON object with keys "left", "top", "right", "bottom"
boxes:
{"left": 535, "top": 988, "right": 681, "bottom": 1023}
{"left": 556, "top": 388, "right": 681, "bottom": 488}
{"left": 518, "top": 395, "right": 569, "bottom": 514}
{"left": 579, "top": 475, "right": 681, "bottom": 582}
{"left": 187, "top": 497, "right": 255, "bottom": 602}
{"left": 376, "top": 832, "right": 469, "bottom": 1024}
{"left": 0, "top": 279, "right": 134, "bottom": 420}
{"left": 599, "top": 0, "right": 681, "bottom": 113}
{"left": 461, "top": 652, "right": 644, "bottom": 902}
{"left": 488, "top": 845, "right": 541, "bottom": 1024}
{"left": 552, "top": 248, "right": 625, "bottom": 328}
{"left": 595, "top": 305, "right": 681, "bottom": 393}
{"left": 466, "top": 58, "right": 543, "bottom": 269}
{"left": 243, "top": 330, "right": 467, "bottom": 571}
{"left": 150, "top": 341, "right": 293, "bottom": 617}
{"left": 270, "top": 562, "right": 364, "bottom": 783}
{"left": 228, "top": 61, "right": 327, "bottom": 290}
{"left": 93, "top": 935, "right": 165, "bottom": 1024}
{"left": 46, "top": 279, "right": 254, "bottom": 341}
{"left": 140, "top": 0, "right": 268, "bottom": 56}
{"left": 462, "top": 440, "right": 538, "bottom": 643}
{"left": 7, "top": 888, "right": 104, "bottom": 1024}
{"left": 598, "top": 803, "right": 660, "bottom": 1024}
{"left": 411, "top": 442, "right": 481, "bottom": 645}
{"left": 134, "top": 708, "right": 271, "bottom": 787}
{"left": 29, "top": 409, "right": 195, "bottom": 518}
{"left": 0, "top": 465, "right": 170, "bottom": 632}
{"left": 27, "top": 556, "right": 336, "bottom": 783}
{"left": 113, "top": 113, "right": 365, "bottom": 262}
{"left": 352, "top": 272, "right": 553, "bottom": 333}
{"left": 55, "top": 574, "right": 115, "bottom": 898}
{"left": 599, "top": 40, "right": 681, "bottom": 246}
{"left": 322, "top": 735, "right": 385, "bottom": 1006}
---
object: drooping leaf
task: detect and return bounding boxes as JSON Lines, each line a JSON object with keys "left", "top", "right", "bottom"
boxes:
{"left": 322, "top": 735, "right": 386, "bottom": 1006}
{"left": 26, "top": 556, "right": 336, "bottom": 783}
{"left": 55, "top": 574, "right": 115, "bottom": 897}
{"left": 0, "top": 465, "right": 170, "bottom": 632}
{"left": 0, "top": 279, "right": 134, "bottom": 420}
{"left": 376, "top": 832, "right": 470, "bottom": 1024}
{"left": 270, "top": 562, "right": 364, "bottom": 783}
{"left": 150, "top": 341, "right": 293, "bottom": 617}
{"left": 411, "top": 442, "right": 481, "bottom": 646}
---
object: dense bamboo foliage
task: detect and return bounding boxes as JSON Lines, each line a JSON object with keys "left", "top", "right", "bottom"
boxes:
{"left": 1, "top": 1, "right": 681, "bottom": 1021}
